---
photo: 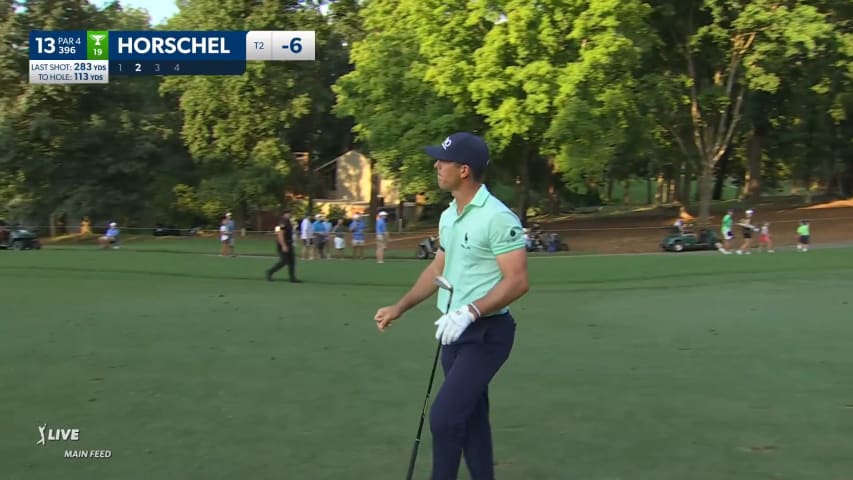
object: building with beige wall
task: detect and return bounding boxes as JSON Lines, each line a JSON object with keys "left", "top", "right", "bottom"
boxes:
{"left": 313, "top": 150, "right": 399, "bottom": 216}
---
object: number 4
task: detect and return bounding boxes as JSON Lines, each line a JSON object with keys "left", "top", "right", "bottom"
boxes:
{"left": 174, "top": 64, "right": 180, "bottom": 72}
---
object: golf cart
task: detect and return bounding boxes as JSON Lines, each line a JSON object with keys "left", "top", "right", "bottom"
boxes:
{"left": 416, "top": 236, "right": 438, "bottom": 259}
{"left": 545, "top": 232, "right": 569, "bottom": 252}
{"left": 660, "top": 224, "right": 720, "bottom": 252}
{"left": 152, "top": 224, "right": 202, "bottom": 237}
{"left": 0, "top": 220, "right": 42, "bottom": 250}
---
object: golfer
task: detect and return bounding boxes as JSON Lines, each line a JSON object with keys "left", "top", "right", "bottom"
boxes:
{"left": 266, "top": 211, "right": 301, "bottom": 283}
{"left": 374, "top": 132, "right": 529, "bottom": 480}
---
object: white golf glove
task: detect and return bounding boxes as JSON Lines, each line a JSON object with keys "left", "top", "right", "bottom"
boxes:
{"left": 434, "top": 307, "right": 476, "bottom": 345}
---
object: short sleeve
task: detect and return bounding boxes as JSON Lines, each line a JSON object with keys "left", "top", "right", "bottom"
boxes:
{"left": 274, "top": 225, "right": 282, "bottom": 233}
{"left": 437, "top": 210, "right": 451, "bottom": 251}
{"left": 489, "top": 211, "right": 526, "bottom": 256}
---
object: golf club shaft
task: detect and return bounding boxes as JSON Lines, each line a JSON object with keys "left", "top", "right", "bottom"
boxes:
{"left": 405, "top": 289, "right": 453, "bottom": 480}
{"left": 405, "top": 340, "right": 441, "bottom": 480}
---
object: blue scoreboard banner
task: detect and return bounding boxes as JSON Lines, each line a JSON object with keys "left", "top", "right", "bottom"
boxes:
{"left": 28, "top": 30, "right": 316, "bottom": 84}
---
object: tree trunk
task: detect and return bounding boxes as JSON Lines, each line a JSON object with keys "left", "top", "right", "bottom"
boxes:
{"left": 548, "top": 160, "right": 561, "bottom": 214}
{"left": 548, "top": 184, "right": 559, "bottom": 214}
{"left": 606, "top": 177, "right": 614, "bottom": 203}
{"left": 369, "top": 157, "right": 378, "bottom": 219}
{"left": 698, "top": 161, "right": 714, "bottom": 226}
{"left": 713, "top": 147, "right": 730, "bottom": 200}
{"left": 822, "top": 156, "right": 834, "bottom": 196}
{"left": 680, "top": 163, "right": 692, "bottom": 207}
{"left": 622, "top": 179, "right": 631, "bottom": 205}
{"left": 239, "top": 199, "right": 248, "bottom": 235}
{"left": 516, "top": 144, "right": 531, "bottom": 226}
{"left": 646, "top": 176, "right": 653, "bottom": 205}
{"left": 672, "top": 157, "right": 683, "bottom": 203}
{"left": 744, "top": 126, "right": 763, "bottom": 199}
{"left": 655, "top": 174, "right": 664, "bottom": 205}
{"left": 836, "top": 126, "right": 850, "bottom": 197}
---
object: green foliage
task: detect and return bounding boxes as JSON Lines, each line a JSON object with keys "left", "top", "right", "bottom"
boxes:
{"left": 1, "top": 0, "right": 851, "bottom": 230}
{"left": 326, "top": 204, "right": 348, "bottom": 222}
{"left": 0, "top": 0, "right": 194, "bottom": 225}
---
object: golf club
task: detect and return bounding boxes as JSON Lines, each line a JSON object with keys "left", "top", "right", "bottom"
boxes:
{"left": 405, "top": 275, "right": 453, "bottom": 480}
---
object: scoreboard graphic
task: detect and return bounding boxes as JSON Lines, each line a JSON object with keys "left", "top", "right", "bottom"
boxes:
{"left": 29, "top": 30, "right": 315, "bottom": 84}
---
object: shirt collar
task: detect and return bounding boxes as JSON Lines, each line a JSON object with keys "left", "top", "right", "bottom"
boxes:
{"left": 449, "top": 184, "right": 489, "bottom": 213}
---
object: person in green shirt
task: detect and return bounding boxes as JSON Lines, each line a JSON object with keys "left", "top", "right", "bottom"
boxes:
{"left": 797, "top": 220, "right": 811, "bottom": 252}
{"left": 720, "top": 209, "right": 734, "bottom": 253}
{"left": 374, "top": 132, "right": 529, "bottom": 480}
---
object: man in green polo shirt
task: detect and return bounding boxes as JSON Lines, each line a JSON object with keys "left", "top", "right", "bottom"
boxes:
{"left": 374, "top": 132, "right": 530, "bottom": 480}
{"left": 720, "top": 209, "right": 734, "bottom": 254}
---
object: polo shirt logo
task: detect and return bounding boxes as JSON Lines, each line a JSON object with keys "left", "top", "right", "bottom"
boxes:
{"left": 461, "top": 232, "right": 470, "bottom": 249}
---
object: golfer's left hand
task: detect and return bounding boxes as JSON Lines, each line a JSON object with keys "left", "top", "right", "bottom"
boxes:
{"left": 434, "top": 307, "right": 475, "bottom": 345}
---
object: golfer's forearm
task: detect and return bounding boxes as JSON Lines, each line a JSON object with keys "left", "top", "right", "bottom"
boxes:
{"left": 396, "top": 265, "right": 441, "bottom": 313}
{"left": 471, "top": 276, "right": 529, "bottom": 318}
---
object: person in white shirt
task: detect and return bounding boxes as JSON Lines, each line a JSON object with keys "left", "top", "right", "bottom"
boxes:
{"left": 219, "top": 217, "right": 231, "bottom": 256}
{"left": 300, "top": 215, "right": 314, "bottom": 260}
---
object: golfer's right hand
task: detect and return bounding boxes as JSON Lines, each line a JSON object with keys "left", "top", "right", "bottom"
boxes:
{"left": 375, "top": 305, "right": 403, "bottom": 332}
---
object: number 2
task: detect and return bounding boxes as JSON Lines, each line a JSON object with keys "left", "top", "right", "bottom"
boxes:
{"left": 135, "top": 63, "right": 141, "bottom": 72}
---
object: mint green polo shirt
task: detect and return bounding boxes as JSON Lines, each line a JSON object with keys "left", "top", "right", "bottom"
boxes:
{"left": 436, "top": 185, "right": 526, "bottom": 315}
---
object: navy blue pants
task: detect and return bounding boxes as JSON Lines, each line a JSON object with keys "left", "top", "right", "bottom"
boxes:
{"left": 430, "top": 312, "right": 516, "bottom": 480}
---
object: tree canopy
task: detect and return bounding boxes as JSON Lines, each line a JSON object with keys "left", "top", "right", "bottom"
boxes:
{"left": 2, "top": 0, "right": 850, "bottom": 229}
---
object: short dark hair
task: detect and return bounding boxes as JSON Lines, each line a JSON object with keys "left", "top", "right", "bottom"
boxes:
{"left": 470, "top": 166, "right": 486, "bottom": 183}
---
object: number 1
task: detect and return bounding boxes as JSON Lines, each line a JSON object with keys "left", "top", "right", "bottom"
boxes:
{"left": 35, "top": 37, "right": 56, "bottom": 54}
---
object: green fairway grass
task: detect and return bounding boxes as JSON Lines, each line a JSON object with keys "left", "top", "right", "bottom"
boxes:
{"left": 1, "top": 248, "right": 852, "bottom": 479}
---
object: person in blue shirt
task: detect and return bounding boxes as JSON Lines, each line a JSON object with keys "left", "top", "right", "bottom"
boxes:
{"left": 312, "top": 214, "right": 330, "bottom": 259}
{"left": 375, "top": 210, "right": 389, "bottom": 263}
{"left": 349, "top": 213, "right": 366, "bottom": 259}
{"left": 98, "top": 222, "right": 120, "bottom": 249}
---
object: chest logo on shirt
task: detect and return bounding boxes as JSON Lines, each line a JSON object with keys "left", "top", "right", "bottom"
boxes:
{"left": 461, "top": 232, "right": 470, "bottom": 249}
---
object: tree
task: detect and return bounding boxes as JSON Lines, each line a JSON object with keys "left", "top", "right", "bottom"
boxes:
{"left": 0, "top": 0, "right": 191, "bottom": 229}
{"left": 162, "top": 0, "right": 327, "bottom": 224}
{"left": 656, "top": 0, "right": 838, "bottom": 223}
{"left": 337, "top": 0, "right": 657, "bottom": 221}
{"left": 334, "top": 0, "right": 477, "bottom": 203}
